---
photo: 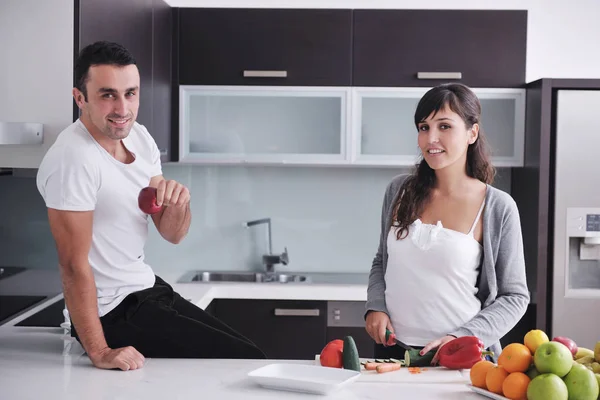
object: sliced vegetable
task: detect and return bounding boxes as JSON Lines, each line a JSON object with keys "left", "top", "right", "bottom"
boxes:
{"left": 363, "top": 362, "right": 381, "bottom": 371}
{"left": 342, "top": 336, "right": 361, "bottom": 372}
{"left": 376, "top": 363, "right": 402, "bottom": 373}
{"left": 404, "top": 349, "right": 436, "bottom": 367}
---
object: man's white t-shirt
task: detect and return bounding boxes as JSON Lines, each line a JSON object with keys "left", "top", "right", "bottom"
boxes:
{"left": 37, "top": 119, "right": 162, "bottom": 317}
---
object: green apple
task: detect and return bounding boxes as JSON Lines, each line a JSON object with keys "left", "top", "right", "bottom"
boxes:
{"left": 527, "top": 373, "right": 569, "bottom": 400}
{"left": 535, "top": 341, "right": 574, "bottom": 377}
{"left": 595, "top": 374, "right": 600, "bottom": 393}
{"left": 563, "top": 363, "right": 599, "bottom": 400}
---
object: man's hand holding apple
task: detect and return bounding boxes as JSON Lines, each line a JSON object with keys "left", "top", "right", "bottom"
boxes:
{"left": 155, "top": 179, "right": 190, "bottom": 208}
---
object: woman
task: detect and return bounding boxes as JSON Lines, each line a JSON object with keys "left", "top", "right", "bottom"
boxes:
{"left": 365, "top": 83, "right": 529, "bottom": 363}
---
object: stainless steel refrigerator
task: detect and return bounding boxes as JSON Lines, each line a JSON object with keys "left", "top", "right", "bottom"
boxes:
{"left": 551, "top": 89, "right": 600, "bottom": 347}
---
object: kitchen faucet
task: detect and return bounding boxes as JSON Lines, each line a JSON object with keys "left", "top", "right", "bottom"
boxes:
{"left": 243, "top": 217, "right": 289, "bottom": 275}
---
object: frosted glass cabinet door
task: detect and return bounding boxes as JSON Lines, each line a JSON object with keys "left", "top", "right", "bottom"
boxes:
{"left": 179, "top": 86, "right": 350, "bottom": 164}
{"left": 351, "top": 88, "right": 525, "bottom": 167}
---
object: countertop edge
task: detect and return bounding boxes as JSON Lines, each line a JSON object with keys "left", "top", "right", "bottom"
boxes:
{"left": 172, "top": 282, "right": 368, "bottom": 310}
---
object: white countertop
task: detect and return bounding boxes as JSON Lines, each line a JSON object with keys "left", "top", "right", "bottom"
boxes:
{"left": 0, "top": 327, "right": 484, "bottom": 400}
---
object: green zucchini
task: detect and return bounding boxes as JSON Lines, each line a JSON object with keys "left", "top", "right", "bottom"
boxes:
{"left": 342, "top": 336, "right": 361, "bottom": 371}
{"left": 404, "top": 349, "right": 436, "bottom": 367}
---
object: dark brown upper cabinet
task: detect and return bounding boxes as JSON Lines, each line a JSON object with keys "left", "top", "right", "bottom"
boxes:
{"left": 75, "top": 0, "right": 173, "bottom": 161}
{"left": 352, "top": 10, "right": 527, "bottom": 88}
{"left": 176, "top": 8, "right": 353, "bottom": 86}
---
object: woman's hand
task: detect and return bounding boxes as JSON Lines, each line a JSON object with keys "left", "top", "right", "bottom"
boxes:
{"left": 421, "top": 335, "right": 456, "bottom": 364}
{"left": 365, "top": 311, "right": 394, "bottom": 345}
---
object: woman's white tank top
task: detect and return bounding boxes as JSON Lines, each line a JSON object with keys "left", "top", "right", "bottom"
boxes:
{"left": 384, "top": 197, "right": 485, "bottom": 346}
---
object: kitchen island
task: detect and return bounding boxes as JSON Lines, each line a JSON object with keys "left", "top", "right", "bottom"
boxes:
{"left": 0, "top": 326, "right": 484, "bottom": 400}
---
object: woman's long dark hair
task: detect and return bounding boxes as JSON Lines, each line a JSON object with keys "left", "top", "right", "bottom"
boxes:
{"left": 394, "top": 83, "right": 495, "bottom": 239}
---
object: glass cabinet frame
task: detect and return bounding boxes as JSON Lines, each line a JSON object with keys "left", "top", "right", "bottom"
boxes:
{"left": 178, "top": 85, "right": 352, "bottom": 165}
{"left": 350, "top": 87, "right": 526, "bottom": 167}
{"left": 178, "top": 85, "right": 526, "bottom": 167}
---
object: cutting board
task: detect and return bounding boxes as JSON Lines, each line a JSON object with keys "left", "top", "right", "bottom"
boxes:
{"left": 356, "top": 367, "right": 468, "bottom": 383}
{"left": 314, "top": 355, "right": 469, "bottom": 384}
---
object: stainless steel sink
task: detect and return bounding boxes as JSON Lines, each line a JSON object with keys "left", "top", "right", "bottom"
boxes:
{"left": 178, "top": 271, "right": 310, "bottom": 284}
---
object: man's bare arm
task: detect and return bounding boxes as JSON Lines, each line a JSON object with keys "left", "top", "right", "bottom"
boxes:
{"left": 47, "top": 209, "right": 145, "bottom": 370}
{"left": 149, "top": 176, "right": 191, "bottom": 244}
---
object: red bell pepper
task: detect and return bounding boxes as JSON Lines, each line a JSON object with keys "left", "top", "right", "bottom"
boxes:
{"left": 437, "top": 336, "right": 494, "bottom": 369}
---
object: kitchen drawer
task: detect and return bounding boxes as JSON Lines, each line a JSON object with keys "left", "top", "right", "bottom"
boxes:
{"left": 212, "top": 299, "right": 327, "bottom": 360}
{"left": 353, "top": 10, "right": 527, "bottom": 88}
{"left": 177, "top": 8, "right": 353, "bottom": 86}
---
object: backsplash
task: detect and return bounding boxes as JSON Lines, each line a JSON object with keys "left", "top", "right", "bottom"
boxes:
{"left": 0, "top": 165, "right": 512, "bottom": 275}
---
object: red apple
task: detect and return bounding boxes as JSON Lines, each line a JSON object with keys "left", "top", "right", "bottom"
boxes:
{"left": 138, "top": 187, "right": 162, "bottom": 214}
{"left": 553, "top": 336, "right": 578, "bottom": 357}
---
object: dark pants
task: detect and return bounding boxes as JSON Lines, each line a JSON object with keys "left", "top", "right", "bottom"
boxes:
{"left": 72, "top": 276, "right": 266, "bottom": 359}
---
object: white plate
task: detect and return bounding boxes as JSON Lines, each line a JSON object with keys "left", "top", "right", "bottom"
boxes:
{"left": 247, "top": 363, "right": 360, "bottom": 395}
{"left": 466, "top": 384, "right": 510, "bottom": 399}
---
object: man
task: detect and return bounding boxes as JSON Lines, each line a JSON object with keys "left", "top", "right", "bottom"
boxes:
{"left": 36, "top": 41, "right": 265, "bottom": 371}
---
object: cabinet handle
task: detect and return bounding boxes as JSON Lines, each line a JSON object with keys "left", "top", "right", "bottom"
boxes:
{"left": 417, "top": 72, "right": 462, "bottom": 80}
{"left": 243, "top": 70, "right": 288, "bottom": 78}
{"left": 274, "top": 308, "right": 320, "bottom": 317}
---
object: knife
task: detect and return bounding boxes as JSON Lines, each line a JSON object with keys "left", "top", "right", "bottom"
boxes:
{"left": 385, "top": 328, "right": 415, "bottom": 351}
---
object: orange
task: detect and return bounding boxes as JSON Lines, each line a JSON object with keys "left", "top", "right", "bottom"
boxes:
{"left": 470, "top": 360, "right": 495, "bottom": 389}
{"left": 502, "top": 372, "right": 530, "bottom": 400}
{"left": 498, "top": 343, "right": 533, "bottom": 373}
{"left": 486, "top": 365, "right": 509, "bottom": 395}
{"left": 524, "top": 329, "right": 549, "bottom": 355}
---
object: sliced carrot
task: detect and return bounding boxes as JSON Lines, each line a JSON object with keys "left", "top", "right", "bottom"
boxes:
{"left": 364, "top": 362, "right": 381, "bottom": 371}
{"left": 376, "top": 363, "right": 402, "bottom": 373}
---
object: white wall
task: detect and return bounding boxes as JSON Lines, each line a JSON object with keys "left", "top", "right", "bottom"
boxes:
{"left": 165, "top": 0, "right": 600, "bottom": 83}
{"left": 0, "top": 0, "right": 73, "bottom": 168}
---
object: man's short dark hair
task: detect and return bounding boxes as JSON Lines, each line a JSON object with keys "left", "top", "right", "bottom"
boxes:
{"left": 74, "top": 41, "right": 137, "bottom": 101}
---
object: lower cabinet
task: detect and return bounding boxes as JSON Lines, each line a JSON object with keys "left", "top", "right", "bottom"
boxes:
{"left": 210, "top": 299, "right": 327, "bottom": 360}
{"left": 15, "top": 298, "right": 65, "bottom": 327}
{"left": 208, "top": 299, "right": 374, "bottom": 360}
{"left": 208, "top": 298, "right": 537, "bottom": 359}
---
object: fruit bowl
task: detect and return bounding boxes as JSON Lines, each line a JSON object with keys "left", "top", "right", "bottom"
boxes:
{"left": 466, "top": 384, "right": 509, "bottom": 399}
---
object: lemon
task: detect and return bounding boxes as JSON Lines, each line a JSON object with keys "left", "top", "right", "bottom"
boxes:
{"left": 524, "top": 329, "right": 549, "bottom": 355}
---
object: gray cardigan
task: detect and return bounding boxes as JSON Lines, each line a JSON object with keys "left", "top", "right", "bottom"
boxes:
{"left": 366, "top": 174, "right": 530, "bottom": 359}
